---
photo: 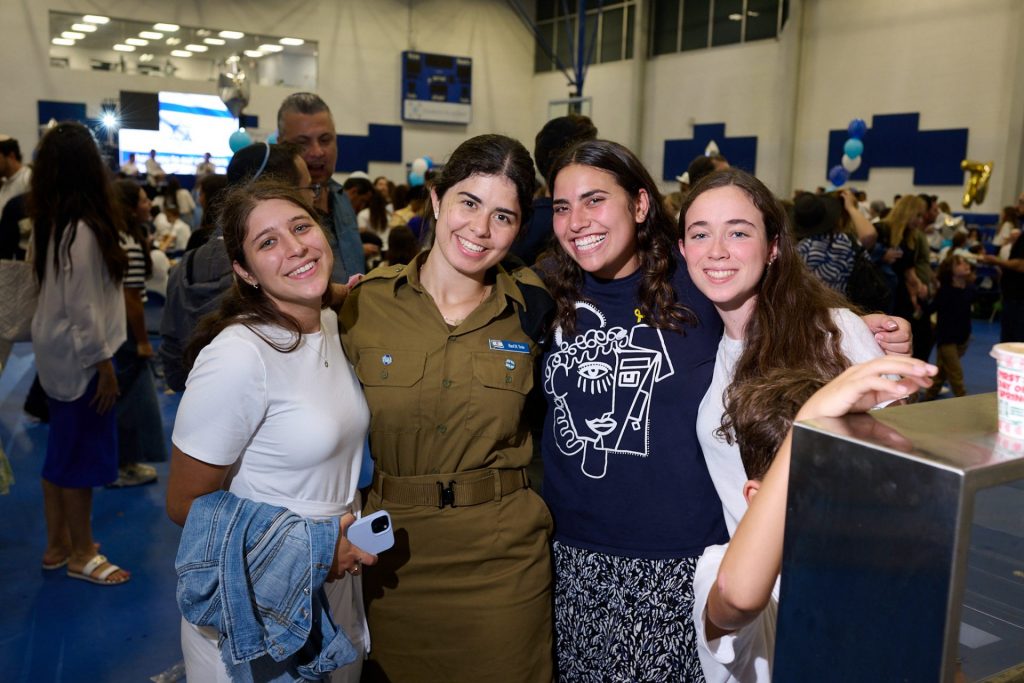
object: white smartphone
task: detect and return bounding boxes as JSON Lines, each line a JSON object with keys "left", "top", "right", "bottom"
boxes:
{"left": 348, "top": 510, "right": 395, "bottom": 554}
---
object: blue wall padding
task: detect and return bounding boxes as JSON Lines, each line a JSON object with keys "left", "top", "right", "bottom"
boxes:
{"left": 826, "top": 113, "right": 968, "bottom": 186}
{"left": 336, "top": 123, "right": 403, "bottom": 172}
{"left": 38, "top": 100, "right": 87, "bottom": 126}
{"left": 662, "top": 123, "right": 758, "bottom": 181}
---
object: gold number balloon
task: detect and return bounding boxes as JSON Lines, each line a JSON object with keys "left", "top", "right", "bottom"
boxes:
{"left": 961, "top": 160, "right": 993, "bottom": 208}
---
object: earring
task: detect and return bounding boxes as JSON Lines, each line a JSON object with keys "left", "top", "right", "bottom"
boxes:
{"left": 252, "top": 282, "right": 259, "bottom": 289}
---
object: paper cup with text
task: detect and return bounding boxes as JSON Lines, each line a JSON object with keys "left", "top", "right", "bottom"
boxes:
{"left": 991, "top": 343, "right": 1024, "bottom": 438}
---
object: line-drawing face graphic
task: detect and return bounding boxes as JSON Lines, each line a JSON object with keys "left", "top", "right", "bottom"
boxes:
{"left": 545, "top": 302, "right": 674, "bottom": 478}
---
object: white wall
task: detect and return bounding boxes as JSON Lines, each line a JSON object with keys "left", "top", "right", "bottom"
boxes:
{"left": 0, "top": 0, "right": 537, "bottom": 182}
{"left": 793, "top": 0, "right": 1024, "bottom": 212}
{"left": 531, "top": 0, "right": 1023, "bottom": 212}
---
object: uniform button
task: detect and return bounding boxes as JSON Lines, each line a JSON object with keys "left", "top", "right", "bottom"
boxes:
{"left": 437, "top": 424, "right": 447, "bottom": 434}
{"left": 442, "top": 379, "right": 452, "bottom": 388}
{"left": 303, "top": 587, "right": 310, "bottom": 595}
{"left": 448, "top": 336, "right": 457, "bottom": 342}
{"left": 380, "top": 370, "right": 388, "bottom": 379}
{"left": 505, "top": 375, "right": 513, "bottom": 383}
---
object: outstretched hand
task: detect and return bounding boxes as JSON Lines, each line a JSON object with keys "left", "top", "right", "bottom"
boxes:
{"left": 795, "top": 356, "right": 936, "bottom": 423}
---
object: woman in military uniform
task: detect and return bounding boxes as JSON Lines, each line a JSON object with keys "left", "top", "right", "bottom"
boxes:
{"left": 340, "top": 134, "right": 554, "bottom": 682}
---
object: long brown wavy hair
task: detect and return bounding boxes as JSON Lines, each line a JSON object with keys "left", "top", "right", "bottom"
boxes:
{"left": 31, "top": 122, "right": 127, "bottom": 284}
{"left": 185, "top": 180, "right": 331, "bottom": 370}
{"left": 679, "top": 169, "right": 850, "bottom": 449}
{"left": 543, "top": 139, "right": 696, "bottom": 337}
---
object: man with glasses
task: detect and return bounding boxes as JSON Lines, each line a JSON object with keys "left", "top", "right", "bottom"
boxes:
{"left": 277, "top": 93, "right": 365, "bottom": 282}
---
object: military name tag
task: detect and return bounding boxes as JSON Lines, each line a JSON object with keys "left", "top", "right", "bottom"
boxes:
{"left": 489, "top": 339, "right": 529, "bottom": 353}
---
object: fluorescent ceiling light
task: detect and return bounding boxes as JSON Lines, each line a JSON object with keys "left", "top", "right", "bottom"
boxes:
{"left": 154, "top": 23, "right": 179, "bottom": 32}
{"left": 203, "top": 37, "right": 226, "bottom": 45}
{"left": 52, "top": 37, "right": 75, "bottom": 46}
{"left": 113, "top": 44, "right": 136, "bottom": 52}
{"left": 139, "top": 31, "right": 163, "bottom": 39}
{"left": 258, "top": 44, "right": 283, "bottom": 53}
{"left": 226, "top": 55, "right": 240, "bottom": 63}
{"left": 126, "top": 38, "right": 148, "bottom": 46}
{"left": 62, "top": 31, "right": 86, "bottom": 39}
{"left": 279, "top": 37, "right": 304, "bottom": 46}
{"left": 72, "top": 23, "right": 97, "bottom": 32}
{"left": 166, "top": 37, "right": 181, "bottom": 45}
{"left": 185, "top": 44, "right": 209, "bottom": 52}
{"left": 219, "top": 30, "right": 244, "bottom": 39}
{"left": 243, "top": 50, "right": 264, "bottom": 58}
{"left": 83, "top": 15, "right": 110, "bottom": 24}
{"left": 196, "top": 29, "right": 211, "bottom": 36}
{"left": 170, "top": 50, "right": 192, "bottom": 58}
{"left": 728, "top": 13, "right": 743, "bottom": 20}
{"left": 139, "top": 53, "right": 154, "bottom": 62}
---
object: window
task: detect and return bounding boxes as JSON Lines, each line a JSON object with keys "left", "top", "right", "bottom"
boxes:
{"left": 651, "top": 0, "right": 787, "bottom": 56}
{"left": 534, "top": 0, "right": 636, "bottom": 73}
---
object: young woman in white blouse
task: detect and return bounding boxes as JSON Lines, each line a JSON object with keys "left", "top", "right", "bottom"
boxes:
{"left": 166, "top": 181, "right": 376, "bottom": 682}
{"left": 31, "top": 122, "right": 130, "bottom": 584}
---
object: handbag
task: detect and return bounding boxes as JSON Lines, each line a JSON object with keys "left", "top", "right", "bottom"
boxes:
{"left": 0, "top": 259, "right": 38, "bottom": 342}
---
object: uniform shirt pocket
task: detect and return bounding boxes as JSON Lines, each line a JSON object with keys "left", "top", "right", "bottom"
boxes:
{"left": 465, "top": 351, "right": 534, "bottom": 439}
{"left": 355, "top": 348, "right": 427, "bottom": 433}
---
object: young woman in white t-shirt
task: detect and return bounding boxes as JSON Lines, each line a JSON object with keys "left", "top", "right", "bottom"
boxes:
{"left": 166, "top": 181, "right": 377, "bottom": 683}
{"left": 678, "top": 168, "right": 908, "bottom": 682}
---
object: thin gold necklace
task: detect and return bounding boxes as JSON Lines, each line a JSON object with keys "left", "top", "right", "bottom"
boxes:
{"left": 442, "top": 285, "right": 490, "bottom": 327}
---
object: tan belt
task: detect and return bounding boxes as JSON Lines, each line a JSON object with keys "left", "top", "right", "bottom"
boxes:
{"left": 372, "top": 468, "right": 530, "bottom": 508}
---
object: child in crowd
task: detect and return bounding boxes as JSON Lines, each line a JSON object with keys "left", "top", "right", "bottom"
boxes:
{"left": 157, "top": 206, "right": 191, "bottom": 254}
{"left": 693, "top": 357, "right": 936, "bottom": 682}
{"left": 925, "top": 254, "right": 977, "bottom": 399}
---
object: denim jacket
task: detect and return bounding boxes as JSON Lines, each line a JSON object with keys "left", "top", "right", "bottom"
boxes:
{"left": 175, "top": 490, "right": 357, "bottom": 681}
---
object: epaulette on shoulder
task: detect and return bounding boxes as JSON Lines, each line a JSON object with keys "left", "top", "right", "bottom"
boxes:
{"left": 355, "top": 264, "right": 405, "bottom": 287}
{"left": 508, "top": 264, "right": 547, "bottom": 290}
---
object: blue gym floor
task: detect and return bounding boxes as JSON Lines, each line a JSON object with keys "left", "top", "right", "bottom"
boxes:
{"left": 0, "top": 321, "right": 1005, "bottom": 682}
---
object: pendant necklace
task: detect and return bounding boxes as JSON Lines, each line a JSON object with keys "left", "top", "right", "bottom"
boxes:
{"left": 315, "top": 323, "right": 329, "bottom": 368}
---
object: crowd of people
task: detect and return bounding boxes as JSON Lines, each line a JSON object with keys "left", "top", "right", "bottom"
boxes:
{"left": 4, "top": 88, "right": 1020, "bottom": 682}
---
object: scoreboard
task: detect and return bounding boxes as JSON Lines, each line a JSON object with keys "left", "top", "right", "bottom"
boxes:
{"left": 401, "top": 51, "right": 472, "bottom": 125}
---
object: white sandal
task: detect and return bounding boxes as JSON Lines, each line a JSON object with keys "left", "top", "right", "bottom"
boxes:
{"left": 67, "top": 554, "right": 130, "bottom": 586}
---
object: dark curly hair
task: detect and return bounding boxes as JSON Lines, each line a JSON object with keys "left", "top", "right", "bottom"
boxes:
{"left": 543, "top": 139, "right": 696, "bottom": 338}
{"left": 679, "top": 168, "right": 850, "bottom": 452}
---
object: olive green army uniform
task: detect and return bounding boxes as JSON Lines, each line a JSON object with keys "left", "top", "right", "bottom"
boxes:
{"left": 340, "top": 252, "right": 553, "bottom": 682}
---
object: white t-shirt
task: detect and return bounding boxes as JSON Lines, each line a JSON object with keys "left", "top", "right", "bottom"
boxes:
{"left": 692, "top": 307, "right": 882, "bottom": 681}
{"left": 696, "top": 307, "right": 883, "bottom": 537}
{"left": 174, "top": 308, "right": 370, "bottom": 680}
{"left": 693, "top": 543, "right": 779, "bottom": 683}
{"left": 172, "top": 308, "right": 369, "bottom": 518}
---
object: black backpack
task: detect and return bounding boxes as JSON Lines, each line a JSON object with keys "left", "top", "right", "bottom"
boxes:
{"left": 846, "top": 246, "right": 891, "bottom": 312}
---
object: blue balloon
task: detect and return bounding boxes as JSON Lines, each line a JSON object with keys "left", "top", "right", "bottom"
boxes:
{"left": 827, "top": 165, "right": 849, "bottom": 186}
{"left": 843, "top": 138, "right": 864, "bottom": 160}
{"left": 422, "top": 156, "right": 433, "bottom": 167}
{"left": 229, "top": 129, "right": 253, "bottom": 153}
{"left": 266, "top": 132, "right": 278, "bottom": 144}
{"left": 409, "top": 171, "right": 425, "bottom": 187}
{"left": 847, "top": 118, "right": 867, "bottom": 140}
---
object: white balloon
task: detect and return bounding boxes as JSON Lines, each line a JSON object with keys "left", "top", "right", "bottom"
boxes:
{"left": 411, "top": 158, "right": 428, "bottom": 175}
{"left": 841, "top": 154, "right": 862, "bottom": 173}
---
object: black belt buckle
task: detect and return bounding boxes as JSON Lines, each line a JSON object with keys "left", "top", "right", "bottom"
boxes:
{"left": 437, "top": 480, "right": 456, "bottom": 509}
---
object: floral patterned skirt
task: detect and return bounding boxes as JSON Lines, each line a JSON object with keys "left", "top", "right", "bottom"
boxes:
{"left": 553, "top": 540, "right": 705, "bottom": 682}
